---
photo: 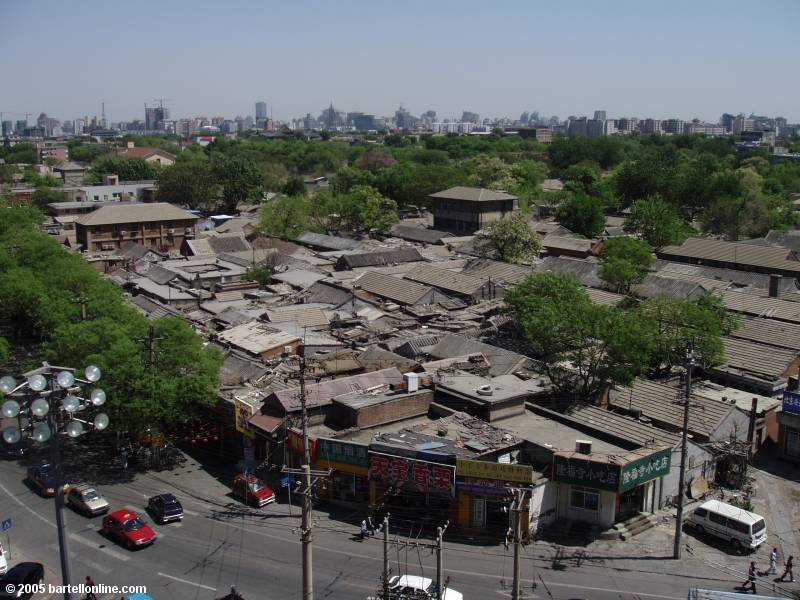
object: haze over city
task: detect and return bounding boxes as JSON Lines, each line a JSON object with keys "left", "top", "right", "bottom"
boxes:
{"left": 2, "top": 0, "right": 799, "bottom": 123}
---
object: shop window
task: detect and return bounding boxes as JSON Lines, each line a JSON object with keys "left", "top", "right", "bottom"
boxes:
{"left": 570, "top": 486, "right": 599, "bottom": 511}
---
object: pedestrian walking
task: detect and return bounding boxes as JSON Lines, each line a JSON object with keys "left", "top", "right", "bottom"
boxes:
{"left": 120, "top": 448, "right": 128, "bottom": 470}
{"left": 742, "top": 561, "right": 757, "bottom": 593}
{"left": 769, "top": 547, "right": 778, "bottom": 575}
{"left": 778, "top": 555, "right": 794, "bottom": 582}
{"left": 368, "top": 516, "right": 376, "bottom": 536}
{"left": 85, "top": 575, "right": 97, "bottom": 600}
{"left": 360, "top": 519, "right": 368, "bottom": 540}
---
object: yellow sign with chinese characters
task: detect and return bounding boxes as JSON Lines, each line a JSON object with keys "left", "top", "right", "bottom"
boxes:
{"left": 456, "top": 459, "right": 533, "bottom": 483}
{"left": 234, "top": 399, "right": 255, "bottom": 438}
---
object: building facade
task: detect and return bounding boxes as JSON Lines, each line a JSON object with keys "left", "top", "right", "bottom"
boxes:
{"left": 75, "top": 202, "right": 198, "bottom": 252}
{"left": 430, "top": 186, "right": 518, "bottom": 234}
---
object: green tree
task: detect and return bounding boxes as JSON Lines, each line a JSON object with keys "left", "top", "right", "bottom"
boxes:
{"left": 505, "top": 272, "right": 655, "bottom": 398}
{"left": 156, "top": 161, "right": 218, "bottom": 211}
{"left": 635, "top": 293, "right": 739, "bottom": 376}
{"left": 329, "top": 166, "right": 376, "bottom": 194}
{"left": 476, "top": 214, "right": 541, "bottom": 264}
{"left": 355, "top": 147, "right": 397, "bottom": 173}
{"left": 257, "top": 195, "right": 312, "bottom": 239}
{"left": 260, "top": 161, "right": 289, "bottom": 193}
{"left": 0, "top": 164, "right": 18, "bottom": 183}
{"left": 624, "top": 195, "right": 690, "bottom": 248}
{"left": 212, "top": 155, "right": 262, "bottom": 214}
{"left": 562, "top": 160, "right": 602, "bottom": 194}
{"left": 332, "top": 185, "right": 398, "bottom": 232}
{"left": 87, "top": 156, "right": 159, "bottom": 183}
{"left": 555, "top": 193, "right": 605, "bottom": 238}
{"left": 282, "top": 174, "right": 307, "bottom": 197}
{"left": 598, "top": 237, "right": 654, "bottom": 293}
{"left": 31, "top": 187, "right": 68, "bottom": 211}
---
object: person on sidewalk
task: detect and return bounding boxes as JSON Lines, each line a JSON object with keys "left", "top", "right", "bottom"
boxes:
{"left": 769, "top": 548, "right": 778, "bottom": 575}
{"left": 85, "top": 575, "right": 97, "bottom": 600}
{"left": 360, "top": 519, "right": 368, "bottom": 540}
{"left": 778, "top": 555, "right": 794, "bottom": 582}
{"left": 742, "top": 561, "right": 757, "bottom": 593}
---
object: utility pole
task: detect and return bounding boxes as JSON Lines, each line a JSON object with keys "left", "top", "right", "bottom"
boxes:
{"left": 673, "top": 342, "right": 693, "bottom": 559}
{"left": 435, "top": 521, "right": 448, "bottom": 600}
{"left": 510, "top": 488, "right": 527, "bottom": 600}
{"left": 138, "top": 325, "right": 164, "bottom": 368}
{"left": 282, "top": 344, "right": 329, "bottom": 600}
{"left": 382, "top": 515, "right": 390, "bottom": 600}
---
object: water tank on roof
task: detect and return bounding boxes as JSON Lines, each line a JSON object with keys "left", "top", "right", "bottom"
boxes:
{"left": 404, "top": 372, "right": 419, "bottom": 393}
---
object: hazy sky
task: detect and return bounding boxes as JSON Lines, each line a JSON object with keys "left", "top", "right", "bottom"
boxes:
{"left": 2, "top": 0, "right": 799, "bottom": 124}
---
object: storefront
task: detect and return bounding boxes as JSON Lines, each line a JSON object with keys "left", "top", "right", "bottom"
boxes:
{"left": 779, "top": 391, "right": 800, "bottom": 462}
{"left": 455, "top": 459, "right": 535, "bottom": 532}
{"left": 551, "top": 447, "right": 671, "bottom": 529}
{"left": 368, "top": 452, "right": 456, "bottom": 519}
{"left": 315, "top": 438, "right": 370, "bottom": 505}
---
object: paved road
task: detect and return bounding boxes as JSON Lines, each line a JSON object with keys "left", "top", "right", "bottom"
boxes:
{"left": 0, "top": 452, "right": 790, "bottom": 600}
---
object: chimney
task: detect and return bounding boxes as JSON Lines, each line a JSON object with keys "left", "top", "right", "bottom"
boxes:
{"left": 769, "top": 274, "right": 782, "bottom": 298}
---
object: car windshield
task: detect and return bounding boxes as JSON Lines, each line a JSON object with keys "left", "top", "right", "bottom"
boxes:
{"left": 752, "top": 519, "right": 766, "bottom": 534}
{"left": 248, "top": 481, "right": 264, "bottom": 492}
{"left": 122, "top": 518, "right": 145, "bottom": 531}
{"left": 83, "top": 490, "right": 99, "bottom": 501}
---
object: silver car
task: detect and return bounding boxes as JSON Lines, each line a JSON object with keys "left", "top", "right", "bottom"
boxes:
{"left": 67, "top": 485, "right": 110, "bottom": 516}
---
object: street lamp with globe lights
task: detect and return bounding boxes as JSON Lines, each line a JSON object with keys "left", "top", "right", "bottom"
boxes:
{"left": 0, "top": 363, "right": 109, "bottom": 600}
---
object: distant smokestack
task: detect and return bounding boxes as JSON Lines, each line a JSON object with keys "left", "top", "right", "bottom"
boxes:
{"left": 769, "top": 274, "right": 782, "bottom": 298}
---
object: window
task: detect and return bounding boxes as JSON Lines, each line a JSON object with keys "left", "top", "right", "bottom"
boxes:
{"left": 709, "top": 512, "right": 727, "bottom": 526}
{"left": 786, "top": 429, "right": 800, "bottom": 458}
{"left": 694, "top": 508, "right": 707, "bottom": 518}
{"left": 752, "top": 519, "right": 765, "bottom": 534}
{"left": 728, "top": 519, "right": 749, "bottom": 534}
{"left": 570, "top": 486, "right": 599, "bottom": 511}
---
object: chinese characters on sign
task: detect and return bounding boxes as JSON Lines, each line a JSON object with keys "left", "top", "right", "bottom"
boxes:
{"left": 234, "top": 399, "right": 254, "bottom": 439}
{"left": 369, "top": 453, "right": 454, "bottom": 497}
{"left": 783, "top": 391, "right": 800, "bottom": 416}
{"left": 456, "top": 459, "right": 533, "bottom": 483}
{"left": 552, "top": 455, "right": 619, "bottom": 491}
{"left": 619, "top": 449, "right": 671, "bottom": 492}
{"left": 552, "top": 448, "right": 671, "bottom": 493}
{"left": 316, "top": 438, "right": 369, "bottom": 468}
{"left": 456, "top": 477, "right": 517, "bottom": 496}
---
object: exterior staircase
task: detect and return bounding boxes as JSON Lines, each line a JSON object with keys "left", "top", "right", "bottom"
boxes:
{"left": 607, "top": 512, "right": 660, "bottom": 540}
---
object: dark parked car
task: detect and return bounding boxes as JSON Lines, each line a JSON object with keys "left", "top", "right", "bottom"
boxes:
{"left": 0, "top": 562, "right": 44, "bottom": 599}
{"left": 147, "top": 493, "right": 184, "bottom": 524}
{"left": 26, "top": 463, "right": 69, "bottom": 497}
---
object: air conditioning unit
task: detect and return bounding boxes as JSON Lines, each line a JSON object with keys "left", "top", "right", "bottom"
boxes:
{"left": 118, "top": 230, "right": 126, "bottom": 237}
{"left": 575, "top": 440, "right": 593, "bottom": 455}
{"left": 167, "top": 228, "right": 175, "bottom": 234}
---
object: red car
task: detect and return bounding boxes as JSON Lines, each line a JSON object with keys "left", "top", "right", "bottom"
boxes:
{"left": 232, "top": 473, "right": 275, "bottom": 507}
{"left": 101, "top": 510, "right": 156, "bottom": 549}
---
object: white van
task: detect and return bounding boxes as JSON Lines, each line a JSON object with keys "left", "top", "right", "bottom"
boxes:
{"left": 688, "top": 499, "right": 767, "bottom": 551}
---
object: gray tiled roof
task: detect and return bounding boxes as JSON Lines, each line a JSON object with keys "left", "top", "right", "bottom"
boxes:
{"left": 461, "top": 258, "right": 533, "bottom": 285}
{"left": 633, "top": 274, "right": 707, "bottom": 300}
{"left": 75, "top": 202, "right": 198, "bottom": 226}
{"left": 717, "top": 336, "right": 797, "bottom": 382}
{"left": 536, "top": 256, "right": 602, "bottom": 287}
{"left": 389, "top": 224, "right": 452, "bottom": 245}
{"left": 721, "top": 290, "right": 800, "bottom": 324}
{"left": 356, "top": 270, "right": 433, "bottom": 305}
{"left": 658, "top": 237, "right": 800, "bottom": 275}
{"left": 655, "top": 260, "right": 799, "bottom": 292}
{"left": 295, "top": 231, "right": 360, "bottom": 251}
{"left": 337, "top": 247, "right": 423, "bottom": 269}
{"left": 429, "top": 334, "right": 527, "bottom": 377}
{"left": 207, "top": 234, "right": 251, "bottom": 254}
{"left": 729, "top": 316, "right": 800, "bottom": 351}
{"left": 404, "top": 264, "right": 489, "bottom": 296}
{"left": 429, "top": 186, "right": 517, "bottom": 202}
{"left": 562, "top": 404, "right": 680, "bottom": 448}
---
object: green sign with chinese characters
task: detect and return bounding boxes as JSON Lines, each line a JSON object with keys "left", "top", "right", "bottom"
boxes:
{"left": 552, "top": 447, "right": 671, "bottom": 493}
{"left": 316, "top": 438, "right": 369, "bottom": 468}
{"left": 619, "top": 448, "right": 671, "bottom": 492}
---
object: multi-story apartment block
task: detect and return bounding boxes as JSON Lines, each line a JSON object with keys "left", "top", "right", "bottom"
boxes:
{"left": 430, "top": 186, "right": 518, "bottom": 234}
{"left": 663, "top": 119, "right": 685, "bottom": 135}
{"left": 75, "top": 202, "right": 198, "bottom": 253}
{"left": 640, "top": 119, "right": 662, "bottom": 134}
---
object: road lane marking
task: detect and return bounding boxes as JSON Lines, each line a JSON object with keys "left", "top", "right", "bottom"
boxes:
{"left": 67, "top": 533, "right": 130, "bottom": 562}
{"left": 157, "top": 572, "right": 217, "bottom": 591}
{"left": 49, "top": 544, "right": 111, "bottom": 574}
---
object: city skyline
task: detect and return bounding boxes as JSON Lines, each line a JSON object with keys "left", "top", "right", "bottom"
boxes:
{"left": 2, "top": 0, "right": 799, "bottom": 123}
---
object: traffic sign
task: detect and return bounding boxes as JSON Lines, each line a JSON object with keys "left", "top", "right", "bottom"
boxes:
{"left": 280, "top": 477, "right": 290, "bottom": 488}
{"left": 1, "top": 519, "right": 11, "bottom": 531}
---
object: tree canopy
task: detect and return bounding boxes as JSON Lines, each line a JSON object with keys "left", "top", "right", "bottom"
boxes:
{"left": 476, "top": 214, "right": 541, "bottom": 264}
{"left": 555, "top": 193, "right": 606, "bottom": 238}
{"left": 598, "top": 237, "right": 654, "bottom": 293}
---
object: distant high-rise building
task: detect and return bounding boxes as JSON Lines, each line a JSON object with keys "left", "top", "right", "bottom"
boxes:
{"left": 145, "top": 105, "right": 169, "bottom": 132}
{"left": 616, "top": 118, "right": 637, "bottom": 133}
{"left": 1, "top": 121, "right": 12, "bottom": 136}
{"left": 394, "top": 106, "right": 417, "bottom": 130}
{"left": 663, "top": 119, "right": 685, "bottom": 135}
{"left": 719, "top": 113, "right": 736, "bottom": 133}
{"left": 15, "top": 120, "right": 27, "bottom": 133}
{"left": 641, "top": 119, "right": 662, "bottom": 135}
{"left": 420, "top": 110, "right": 437, "bottom": 126}
{"left": 732, "top": 115, "right": 754, "bottom": 134}
{"left": 586, "top": 119, "right": 604, "bottom": 138}
{"left": 255, "top": 101, "right": 267, "bottom": 121}
{"left": 567, "top": 116, "right": 588, "bottom": 136}
{"left": 603, "top": 120, "right": 617, "bottom": 136}
{"left": 593, "top": 110, "right": 607, "bottom": 121}
{"left": 461, "top": 111, "right": 480, "bottom": 124}
{"left": 519, "top": 112, "right": 529, "bottom": 124}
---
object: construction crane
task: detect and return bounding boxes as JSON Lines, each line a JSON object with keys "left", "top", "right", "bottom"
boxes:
{"left": 152, "top": 98, "right": 173, "bottom": 110}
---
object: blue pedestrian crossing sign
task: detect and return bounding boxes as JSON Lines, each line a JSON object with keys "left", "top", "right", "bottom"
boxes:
{"left": 1, "top": 519, "right": 11, "bottom": 531}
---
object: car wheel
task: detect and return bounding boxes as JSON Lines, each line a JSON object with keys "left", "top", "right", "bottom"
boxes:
{"left": 695, "top": 525, "right": 705, "bottom": 535}
{"left": 732, "top": 539, "right": 743, "bottom": 551}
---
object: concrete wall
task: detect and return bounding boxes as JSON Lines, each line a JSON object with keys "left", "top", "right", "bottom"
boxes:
{"left": 554, "top": 482, "right": 617, "bottom": 529}
{"left": 528, "top": 480, "right": 557, "bottom": 532}
{"left": 332, "top": 390, "right": 433, "bottom": 429}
